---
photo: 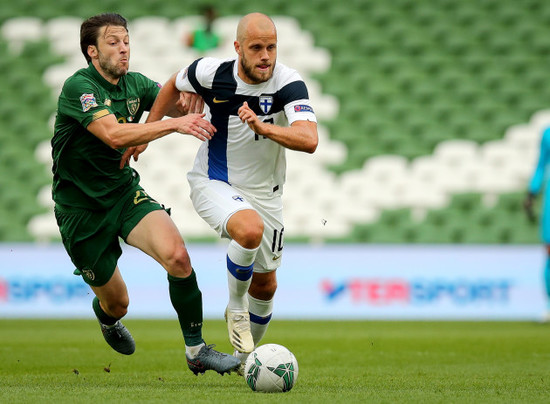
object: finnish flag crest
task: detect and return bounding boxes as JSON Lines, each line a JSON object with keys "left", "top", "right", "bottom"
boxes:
{"left": 259, "top": 95, "right": 273, "bottom": 114}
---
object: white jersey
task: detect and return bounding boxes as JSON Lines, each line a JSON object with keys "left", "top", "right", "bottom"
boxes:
{"left": 175, "top": 57, "right": 317, "bottom": 194}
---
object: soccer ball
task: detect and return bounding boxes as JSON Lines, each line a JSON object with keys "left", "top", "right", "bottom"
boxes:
{"left": 244, "top": 344, "right": 298, "bottom": 393}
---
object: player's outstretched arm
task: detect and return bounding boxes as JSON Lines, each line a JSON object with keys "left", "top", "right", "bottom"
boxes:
{"left": 119, "top": 75, "right": 205, "bottom": 167}
{"left": 238, "top": 101, "right": 318, "bottom": 153}
{"left": 87, "top": 111, "right": 215, "bottom": 151}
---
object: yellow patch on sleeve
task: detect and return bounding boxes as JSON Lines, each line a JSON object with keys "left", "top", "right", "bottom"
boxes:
{"left": 92, "top": 109, "right": 110, "bottom": 121}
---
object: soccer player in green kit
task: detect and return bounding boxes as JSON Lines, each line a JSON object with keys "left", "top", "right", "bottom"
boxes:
{"left": 51, "top": 13, "right": 239, "bottom": 375}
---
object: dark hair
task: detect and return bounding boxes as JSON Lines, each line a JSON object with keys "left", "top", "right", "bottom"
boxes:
{"left": 80, "top": 13, "right": 128, "bottom": 63}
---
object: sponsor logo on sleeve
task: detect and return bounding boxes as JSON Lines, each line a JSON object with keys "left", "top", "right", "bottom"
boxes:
{"left": 80, "top": 93, "right": 98, "bottom": 112}
{"left": 294, "top": 104, "right": 314, "bottom": 113}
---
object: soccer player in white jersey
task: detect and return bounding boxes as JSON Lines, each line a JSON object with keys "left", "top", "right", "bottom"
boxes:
{"left": 146, "top": 12, "right": 318, "bottom": 372}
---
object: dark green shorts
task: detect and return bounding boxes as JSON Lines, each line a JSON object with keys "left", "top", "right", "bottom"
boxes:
{"left": 55, "top": 184, "right": 167, "bottom": 287}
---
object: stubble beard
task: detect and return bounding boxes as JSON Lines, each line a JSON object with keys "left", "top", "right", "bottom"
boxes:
{"left": 240, "top": 55, "right": 274, "bottom": 84}
{"left": 98, "top": 52, "right": 128, "bottom": 81}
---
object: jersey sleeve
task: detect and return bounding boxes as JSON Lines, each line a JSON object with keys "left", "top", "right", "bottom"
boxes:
{"left": 175, "top": 65, "right": 195, "bottom": 93}
{"left": 279, "top": 78, "right": 317, "bottom": 124}
{"left": 175, "top": 58, "right": 206, "bottom": 94}
{"left": 529, "top": 127, "right": 550, "bottom": 195}
{"left": 58, "top": 75, "right": 112, "bottom": 128}
{"left": 175, "top": 57, "right": 221, "bottom": 96}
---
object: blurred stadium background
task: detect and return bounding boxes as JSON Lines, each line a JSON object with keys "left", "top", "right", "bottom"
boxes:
{"left": 1, "top": 0, "right": 549, "bottom": 245}
{"left": 2, "top": 5, "right": 550, "bottom": 399}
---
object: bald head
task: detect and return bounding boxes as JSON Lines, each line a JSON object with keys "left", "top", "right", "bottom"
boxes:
{"left": 234, "top": 13, "right": 277, "bottom": 84}
{"left": 236, "top": 13, "right": 276, "bottom": 43}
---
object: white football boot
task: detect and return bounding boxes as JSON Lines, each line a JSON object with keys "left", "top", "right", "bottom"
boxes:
{"left": 225, "top": 307, "right": 254, "bottom": 354}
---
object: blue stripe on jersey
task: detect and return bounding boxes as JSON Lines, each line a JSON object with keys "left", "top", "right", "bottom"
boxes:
{"left": 250, "top": 312, "right": 272, "bottom": 325}
{"left": 207, "top": 61, "right": 237, "bottom": 182}
{"left": 226, "top": 255, "right": 254, "bottom": 281}
{"left": 188, "top": 60, "right": 235, "bottom": 182}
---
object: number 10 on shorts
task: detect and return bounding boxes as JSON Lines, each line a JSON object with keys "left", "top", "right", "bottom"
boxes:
{"left": 271, "top": 227, "right": 284, "bottom": 252}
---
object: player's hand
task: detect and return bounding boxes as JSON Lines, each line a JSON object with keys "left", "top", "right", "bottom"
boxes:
{"left": 119, "top": 144, "right": 149, "bottom": 169}
{"left": 177, "top": 91, "right": 204, "bottom": 115}
{"left": 523, "top": 192, "right": 537, "bottom": 223}
{"left": 175, "top": 113, "right": 216, "bottom": 141}
{"left": 238, "top": 101, "right": 263, "bottom": 132}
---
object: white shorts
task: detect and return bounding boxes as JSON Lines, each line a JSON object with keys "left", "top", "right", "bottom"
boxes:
{"left": 188, "top": 173, "right": 284, "bottom": 272}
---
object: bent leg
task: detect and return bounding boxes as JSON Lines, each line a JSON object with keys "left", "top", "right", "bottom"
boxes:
{"left": 125, "top": 209, "right": 192, "bottom": 277}
{"left": 225, "top": 209, "right": 263, "bottom": 311}
{"left": 90, "top": 266, "right": 135, "bottom": 355}
{"left": 223, "top": 209, "right": 263, "bottom": 353}
{"left": 126, "top": 210, "right": 203, "bottom": 347}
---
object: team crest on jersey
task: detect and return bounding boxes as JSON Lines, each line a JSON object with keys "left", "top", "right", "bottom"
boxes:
{"left": 259, "top": 95, "right": 273, "bottom": 114}
{"left": 127, "top": 98, "right": 140, "bottom": 115}
{"left": 80, "top": 93, "right": 98, "bottom": 112}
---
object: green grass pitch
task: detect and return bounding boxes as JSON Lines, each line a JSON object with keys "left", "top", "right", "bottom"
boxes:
{"left": 0, "top": 319, "right": 548, "bottom": 403}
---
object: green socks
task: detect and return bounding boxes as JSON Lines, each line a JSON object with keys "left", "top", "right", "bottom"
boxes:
{"left": 168, "top": 269, "right": 204, "bottom": 346}
{"left": 92, "top": 296, "right": 118, "bottom": 325}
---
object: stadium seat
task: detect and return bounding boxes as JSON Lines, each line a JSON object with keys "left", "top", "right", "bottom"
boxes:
{"left": 2, "top": 0, "right": 549, "bottom": 244}
{"left": 1, "top": 17, "right": 43, "bottom": 52}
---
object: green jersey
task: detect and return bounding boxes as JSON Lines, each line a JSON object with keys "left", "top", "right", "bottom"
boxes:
{"left": 52, "top": 63, "right": 160, "bottom": 210}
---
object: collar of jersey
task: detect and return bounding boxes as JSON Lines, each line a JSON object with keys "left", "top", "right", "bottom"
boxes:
{"left": 87, "top": 63, "right": 124, "bottom": 92}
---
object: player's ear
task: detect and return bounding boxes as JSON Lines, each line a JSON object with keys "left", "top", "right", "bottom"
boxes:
{"left": 234, "top": 40, "right": 241, "bottom": 56}
{"left": 87, "top": 45, "right": 98, "bottom": 60}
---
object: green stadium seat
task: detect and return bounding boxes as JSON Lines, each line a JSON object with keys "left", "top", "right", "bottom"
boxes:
{"left": 448, "top": 193, "right": 483, "bottom": 212}
{"left": 414, "top": 223, "right": 454, "bottom": 244}
{"left": 0, "top": 0, "right": 547, "bottom": 244}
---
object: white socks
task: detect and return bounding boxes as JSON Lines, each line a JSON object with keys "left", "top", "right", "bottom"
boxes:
{"left": 226, "top": 240, "right": 259, "bottom": 311}
{"left": 185, "top": 342, "right": 205, "bottom": 359}
{"left": 248, "top": 293, "right": 273, "bottom": 345}
{"left": 226, "top": 240, "right": 274, "bottom": 353}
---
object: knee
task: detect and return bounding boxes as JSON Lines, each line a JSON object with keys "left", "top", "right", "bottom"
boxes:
{"left": 249, "top": 276, "right": 277, "bottom": 300}
{"left": 166, "top": 245, "right": 192, "bottom": 277}
{"left": 227, "top": 210, "right": 264, "bottom": 249}
{"left": 234, "top": 221, "right": 264, "bottom": 249}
